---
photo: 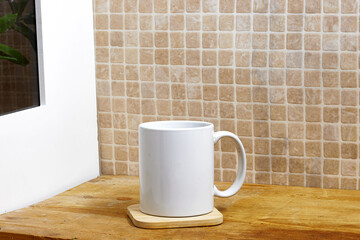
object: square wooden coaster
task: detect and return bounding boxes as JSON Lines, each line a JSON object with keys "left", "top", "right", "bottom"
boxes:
{"left": 127, "top": 204, "right": 223, "bottom": 229}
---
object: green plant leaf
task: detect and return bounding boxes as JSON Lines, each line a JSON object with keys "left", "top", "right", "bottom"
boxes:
{"left": 11, "top": 22, "right": 37, "bottom": 51}
{"left": 0, "top": 13, "right": 17, "bottom": 33}
{"left": 0, "top": 43, "right": 29, "bottom": 66}
{"left": 0, "top": 55, "right": 17, "bottom": 61}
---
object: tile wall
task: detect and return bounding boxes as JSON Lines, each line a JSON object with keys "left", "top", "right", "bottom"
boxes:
{"left": 94, "top": 0, "right": 360, "bottom": 190}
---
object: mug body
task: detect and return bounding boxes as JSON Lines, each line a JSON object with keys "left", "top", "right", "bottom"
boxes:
{"left": 139, "top": 121, "right": 214, "bottom": 217}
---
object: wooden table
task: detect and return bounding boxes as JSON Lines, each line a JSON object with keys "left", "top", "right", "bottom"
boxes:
{"left": 0, "top": 176, "right": 359, "bottom": 239}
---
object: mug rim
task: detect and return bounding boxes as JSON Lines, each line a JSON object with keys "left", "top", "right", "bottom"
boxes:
{"left": 139, "top": 120, "right": 213, "bottom": 131}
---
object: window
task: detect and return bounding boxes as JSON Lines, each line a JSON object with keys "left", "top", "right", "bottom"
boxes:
{"left": 0, "top": 0, "right": 40, "bottom": 115}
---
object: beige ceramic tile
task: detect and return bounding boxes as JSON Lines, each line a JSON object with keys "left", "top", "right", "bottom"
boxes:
{"left": 95, "top": 0, "right": 360, "bottom": 190}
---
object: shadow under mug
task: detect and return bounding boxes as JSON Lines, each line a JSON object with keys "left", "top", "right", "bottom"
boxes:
{"left": 139, "top": 121, "right": 246, "bottom": 217}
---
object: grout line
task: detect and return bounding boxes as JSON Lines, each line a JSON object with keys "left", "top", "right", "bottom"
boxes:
{"left": 198, "top": 0, "right": 204, "bottom": 122}
{"left": 337, "top": 0, "right": 342, "bottom": 189}
{"left": 266, "top": 0, "right": 271, "bottom": 185}
{"left": 284, "top": 0, "right": 289, "bottom": 186}
{"left": 213, "top": 2, "right": 223, "bottom": 181}
{"left": 151, "top": 0, "right": 158, "bottom": 121}
{"left": 123, "top": 0, "right": 130, "bottom": 175}
{"left": 249, "top": 0, "right": 255, "bottom": 185}
{"left": 356, "top": 0, "right": 359, "bottom": 191}
{"left": 303, "top": 0, "right": 307, "bottom": 188}
{"left": 233, "top": 2, "right": 238, "bottom": 183}
{"left": 319, "top": 0, "right": 324, "bottom": 189}
{"left": 105, "top": 0, "right": 116, "bottom": 175}
{"left": 183, "top": 2, "right": 188, "bottom": 121}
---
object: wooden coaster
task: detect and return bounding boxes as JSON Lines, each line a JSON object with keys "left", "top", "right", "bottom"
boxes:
{"left": 127, "top": 204, "right": 223, "bottom": 229}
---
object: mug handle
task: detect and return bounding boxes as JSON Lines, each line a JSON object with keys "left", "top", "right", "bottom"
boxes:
{"left": 213, "top": 131, "right": 247, "bottom": 197}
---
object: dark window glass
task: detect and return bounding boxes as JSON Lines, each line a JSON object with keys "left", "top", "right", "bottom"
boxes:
{"left": 0, "top": 0, "right": 40, "bottom": 115}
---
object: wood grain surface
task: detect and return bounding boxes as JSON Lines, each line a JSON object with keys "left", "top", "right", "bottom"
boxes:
{"left": 127, "top": 204, "right": 223, "bottom": 229}
{"left": 0, "top": 176, "right": 359, "bottom": 239}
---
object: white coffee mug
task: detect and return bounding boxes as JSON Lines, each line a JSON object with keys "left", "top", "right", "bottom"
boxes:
{"left": 139, "top": 121, "right": 246, "bottom": 217}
